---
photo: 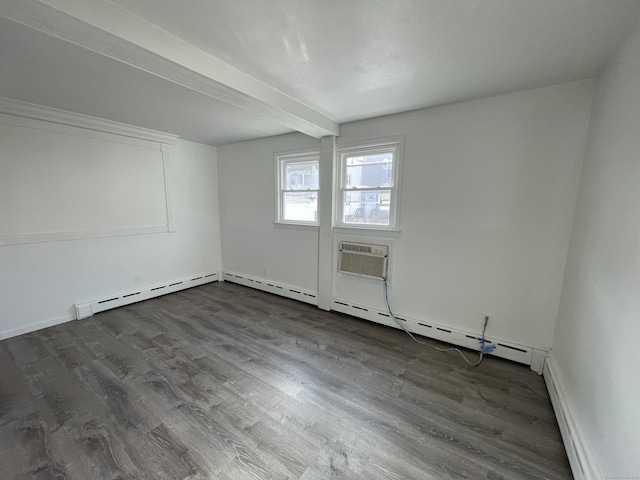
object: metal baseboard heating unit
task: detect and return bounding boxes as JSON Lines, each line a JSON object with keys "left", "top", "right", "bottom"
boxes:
{"left": 75, "top": 272, "right": 218, "bottom": 319}
{"left": 338, "top": 241, "right": 389, "bottom": 279}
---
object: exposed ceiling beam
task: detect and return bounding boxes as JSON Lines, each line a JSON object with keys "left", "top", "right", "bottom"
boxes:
{"left": 0, "top": 0, "right": 339, "bottom": 138}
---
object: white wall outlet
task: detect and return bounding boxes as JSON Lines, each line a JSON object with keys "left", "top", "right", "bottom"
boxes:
{"left": 263, "top": 267, "right": 268, "bottom": 277}
{"left": 134, "top": 273, "right": 141, "bottom": 283}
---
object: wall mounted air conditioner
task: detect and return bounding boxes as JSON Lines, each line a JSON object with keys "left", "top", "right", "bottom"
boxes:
{"left": 338, "top": 241, "right": 389, "bottom": 279}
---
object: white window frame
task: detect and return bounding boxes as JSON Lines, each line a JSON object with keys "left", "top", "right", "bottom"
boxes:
{"left": 275, "top": 149, "right": 320, "bottom": 226}
{"left": 336, "top": 136, "right": 404, "bottom": 230}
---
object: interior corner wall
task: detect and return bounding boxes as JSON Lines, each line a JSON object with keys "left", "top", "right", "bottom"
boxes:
{"left": 551, "top": 24, "right": 640, "bottom": 477}
{"left": 217, "top": 133, "right": 321, "bottom": 292}
{"left": 0, "top": 120, "right": 222, "bottom": 339}
{"left": 216, "top": 80, "right": 594, "bottom": 353}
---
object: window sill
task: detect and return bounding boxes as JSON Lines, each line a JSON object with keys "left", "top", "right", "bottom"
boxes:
{"left": 274, "top": 222, "right": 319, "bottom": 232}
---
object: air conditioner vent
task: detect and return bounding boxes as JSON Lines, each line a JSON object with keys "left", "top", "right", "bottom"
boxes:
{"left": 338, "top": 241, "right": 388, "bottom": 279}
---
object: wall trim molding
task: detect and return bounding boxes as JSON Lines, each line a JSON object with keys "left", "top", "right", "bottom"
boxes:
{"left": 0, "top": 96, "right": 179, "bottom": 145}
{"left": 0, "top": 101, "right": 177, "bottom": 247}
{"left": 222, "top": 271, "right": 318, "bottom": 306}
{"left": 0, "top": 225, "right": 170, "bottom": 247}
{"left": 543, "top": 355, "right": 601, "bottom": 480}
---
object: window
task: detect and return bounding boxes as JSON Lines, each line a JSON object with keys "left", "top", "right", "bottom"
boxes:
{"left": 275, "top": 150, "right": 320, "bottom": 225}
{"left": 337, "top": 138, "right": 402, "bottom": 229}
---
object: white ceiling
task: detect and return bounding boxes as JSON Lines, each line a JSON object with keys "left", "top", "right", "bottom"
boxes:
{"left": 1, "top": 0, "right": 640, "bottom": 146}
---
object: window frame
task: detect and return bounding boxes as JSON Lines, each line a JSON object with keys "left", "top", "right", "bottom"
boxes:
{"left": 274, "top": 149, "right": 320, "bottom": 226}
{"left": 336, "top": 136, "right": 404, "bottom": 230}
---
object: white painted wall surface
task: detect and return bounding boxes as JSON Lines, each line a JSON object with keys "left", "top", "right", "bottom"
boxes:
{"left": 217, "top": 80, "right": 594, "bottom": 352}
{"left": 218, "top": 133, "right": 320, "bottom": 292}
{"left": 335, "top": 80, "right": 594, "bottom": 349}
{"left": 552, "top": 25, "right": 640, "bottom": 477}
{"left": 0, "top": 121, "right": 221, "bottom": 338}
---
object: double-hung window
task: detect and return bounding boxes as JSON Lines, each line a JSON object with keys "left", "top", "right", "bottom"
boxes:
{"left": 337, "top": 138, "right": 402, "bottom": 229}
{"left": 275, "top": 150, "right": 320, "bottom": 225}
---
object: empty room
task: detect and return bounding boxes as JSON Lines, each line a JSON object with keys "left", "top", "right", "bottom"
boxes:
{"left": 1, "top": 1, "right": 639, "bottom": 479}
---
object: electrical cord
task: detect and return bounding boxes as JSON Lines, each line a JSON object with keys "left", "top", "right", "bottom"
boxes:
{"left": 383, "top": 277, "right": 490, "bottom": 367}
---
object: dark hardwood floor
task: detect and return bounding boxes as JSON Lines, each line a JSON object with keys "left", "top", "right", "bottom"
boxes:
{"left": 0, "top": 281, "right": 572, "bottom": 479}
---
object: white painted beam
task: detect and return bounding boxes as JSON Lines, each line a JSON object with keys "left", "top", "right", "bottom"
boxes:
{"left": 0, "top": 0, "right": 339, "bottom": 138}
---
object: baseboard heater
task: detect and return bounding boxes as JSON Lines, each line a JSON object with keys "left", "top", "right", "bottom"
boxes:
{"left": 222, "top": 269, "right": 545, "bottom": 371}
{"left": 75, "top": 272, "right": 219, "bottom": 319}
{"left": 222, "top": 271, "right": 318, "bottom": 306}
{"left": 331, "top": 297, "right": 547, "bottom": 371}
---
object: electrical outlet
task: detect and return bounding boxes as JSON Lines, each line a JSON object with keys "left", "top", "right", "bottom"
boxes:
{"left": 263, "top": 267, "right": 268, "bottom": 277}
{"left": 337, "top": 282, "right": 342, "bottom": 293}
{"left": 134, "top": 274, "right": 141, "bottom": 283}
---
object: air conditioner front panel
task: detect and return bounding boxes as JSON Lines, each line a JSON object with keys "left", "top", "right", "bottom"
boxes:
{"left": 338, "top": 241, "right": 388, "bottom": 279}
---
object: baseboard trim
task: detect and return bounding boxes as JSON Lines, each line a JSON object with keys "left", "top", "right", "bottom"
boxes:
{"left": 0, "top": 314, "right": 75, "bottom": 341}
{"left": 222, "top": 271, "right": 318, "bottom": 306}
{"left": 544, "top": 355, "right": 601, "bottom": 480}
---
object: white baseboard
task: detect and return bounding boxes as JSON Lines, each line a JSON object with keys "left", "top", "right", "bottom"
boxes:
{"left": 0, "top": 314, "right": 75, "bottom": 341}
{"left": 544, "top": 355, "right": 601, "bottom": 480}
{"left": 222, "top": 271, "right": 318, "bottom": 306}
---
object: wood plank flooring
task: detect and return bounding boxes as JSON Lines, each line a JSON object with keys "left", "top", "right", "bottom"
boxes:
{"left": 0, "top": 282, "right": 572, "bottom": 479}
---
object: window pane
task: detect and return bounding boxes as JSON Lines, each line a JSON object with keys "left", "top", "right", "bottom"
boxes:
{"left": 283, "top": 191, "right": 318, "bottom": 222}
{"left": 342, "top": 190, "right": 390, "bottom": 225}
{"left": 345, "top": 153, "right": 393, "bottom": 188}
{"left": 285, "top": 161, "right": 318, "bottom": 190}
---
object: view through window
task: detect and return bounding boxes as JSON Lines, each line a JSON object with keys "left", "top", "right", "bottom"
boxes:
{"left": 276, "top": 152, "right": 319, "bottom": 224}
{"left": 338, "top": 140, "right": 401, "bottom": 228}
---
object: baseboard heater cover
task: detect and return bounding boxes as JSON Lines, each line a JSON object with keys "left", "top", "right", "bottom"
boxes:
{"left": 222, "top": 271, "right": 318, "bottom": 306}
{"left": 75, "top": 272, "right": 218, "bottom": 319}
{"left": 331, "top": 297, "right": 546, "bottom": 368}
{"left": 214, "top": 273, "right": 545, "bottom": 369}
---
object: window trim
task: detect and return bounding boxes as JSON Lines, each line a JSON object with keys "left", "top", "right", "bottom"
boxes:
{"left": 274, "top": 149, "right": 320, "bottom": 226}
{"left": 335, "top": 135, "right": 404, "bottom": 230}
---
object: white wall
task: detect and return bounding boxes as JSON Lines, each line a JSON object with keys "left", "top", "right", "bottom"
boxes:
{"left": 217, "top": 80, "right": 594, "bottom": 353}
{"left": 552, "top": 24, "right": 640, "bottom": 477}
{"left": 218, "top": 133, "right": 320, "bottom": 292}
{"left": 336, "top": 80, "right": 594, "bottom": 350}
{"left": 0, "top": 116, "right": 221, "bottom": 339}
